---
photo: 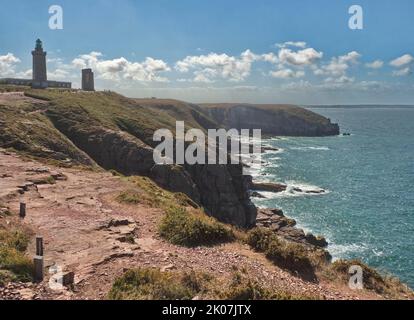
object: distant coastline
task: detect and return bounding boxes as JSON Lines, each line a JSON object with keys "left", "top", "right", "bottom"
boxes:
{"left": 306, "top": 104, "right": 414, "bottom": 109}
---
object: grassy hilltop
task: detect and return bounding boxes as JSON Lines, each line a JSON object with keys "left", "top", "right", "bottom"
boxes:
{"left": 0, "top": 86, "right": 339, "bottom": 165}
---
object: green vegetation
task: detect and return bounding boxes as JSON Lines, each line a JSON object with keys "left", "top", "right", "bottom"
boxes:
{"left": 159, "top": 207, "right": 235, "bottom": 247}
{"left": 0, "top": 85, "right": 336, "bottom": 169}
{"left": 247, "top": 228, "right": 316, "bottom": 280}
{"left": 0, "top": 229, "right": 33, "bottom": 285}
{"left": 109, "top": 267, "right": 321, "bottom": 300}
{"left": 117, "top": 176, "right": 235, "bottom": 247}
{"left": 222, "top": 271, "right": 319, "bottom": 300}
{"left": 116, "top": 176, "right": 197, "bottom": 211}
{"left": 330, "top": 259, "right": 413, "bottom": 298}
{"left": 108, "top": 268, "right": 209, "bottom": 300}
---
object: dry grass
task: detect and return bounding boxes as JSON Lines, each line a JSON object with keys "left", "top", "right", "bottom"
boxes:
{"left": 0, "top": 228, "right": 33, "bottom": 285}
{"left": 327, "top": 259, "right": 414, "bottom": 299}
{"left": 108, "top": 267, "right": 321, "bottom": 300}
{"left": 159, "top": 207, "right": 235, "bottom": 247}
{"left": 246, "top": 228, "right": 318, "bottom": 281}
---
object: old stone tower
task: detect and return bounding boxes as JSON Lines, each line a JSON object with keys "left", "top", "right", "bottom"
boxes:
{"left": 82, "top": 68, "right": 95, "bottom": 91}
{"left": 32, "top": 39, "right": 48, "bottom": 89}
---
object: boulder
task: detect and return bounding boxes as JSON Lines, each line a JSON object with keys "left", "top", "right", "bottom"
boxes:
{"left": 251, "top": 182, "right": 287, "bottom": 193}
{"left": 250, "top": 191, "right": 266, "bottom": 198}
{"left": 305, "top": 233, "right": 328, "bottom": 248}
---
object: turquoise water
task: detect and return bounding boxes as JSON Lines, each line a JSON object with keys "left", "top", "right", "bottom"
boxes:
{"left": 252, "top": 107, "right": 414, "bottom": 288}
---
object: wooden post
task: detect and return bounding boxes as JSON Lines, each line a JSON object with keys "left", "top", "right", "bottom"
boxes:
{"left": 33, "top": 256, "right": 44, "bottom": 282}
{"left": 19, "top": 202, "right": 26, "bottom": 218}
{"left": 36, "top": 236, "right": 43, "bottom": 256}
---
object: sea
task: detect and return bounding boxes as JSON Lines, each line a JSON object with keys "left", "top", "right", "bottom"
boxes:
{"left": 250, "top": 106, "right": 414, "bottom": 288}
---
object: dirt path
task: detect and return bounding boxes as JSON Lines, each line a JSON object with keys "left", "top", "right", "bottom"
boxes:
{"left": 0, "top": 149, "right": 382, "bottom": 300}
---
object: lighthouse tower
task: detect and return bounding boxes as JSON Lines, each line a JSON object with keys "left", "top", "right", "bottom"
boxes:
{"left": 82, "top": 68, "right": 95, "bottom": 91}
{"left": 32, "top": 39, "right": 48, "bottom": 89}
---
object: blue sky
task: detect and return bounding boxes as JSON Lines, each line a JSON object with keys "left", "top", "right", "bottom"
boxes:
{"left": 1, "top": 0, "right": 413, "bottom": 104}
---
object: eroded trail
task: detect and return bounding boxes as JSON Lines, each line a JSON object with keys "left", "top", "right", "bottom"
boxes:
{"left": 0, "top": 149, "right": 380, "bottom": 300}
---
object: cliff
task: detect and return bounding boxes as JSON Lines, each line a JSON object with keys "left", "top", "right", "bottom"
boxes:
{"left": 201, "top": 103, "right": 339, "bottom": 136}
{"left": 0, "top": 87, "right": 337, "bottom": 228}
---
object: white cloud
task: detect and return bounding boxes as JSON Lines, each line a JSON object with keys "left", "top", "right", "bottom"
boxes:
{"left": 0, "top": 53, "right": 21, "bottom": 77}
{"left": 48, "top": 68, "right": 70, "bottom": 79}
{"left": 15, "top": 69, "right": 32, "bottom": 78}
{"left": 314, "top": 51, "right": 361, "bottom": 78}
{"left": 270, "top": 68, "right": 305, "bottom": 79}
{"left": 175, "top": 49, "right": 269, "bottom": 83}
{"left": 390, "top": 54, "right": 413, "bottom": 67}
{"left": 72, "top": 52, "right": 170, "bottom": 82}
{"left": 275, "top": 41, "right": 307, "bottom": 49}
{"left": 365, "top": 60, "right": 384, "bottom": 69}
{"left": 324, "top": 75, "right": 354, "bottom": 84}
{"left": 278, "top": 47, "right": 323, "bottom": 66}
{"left": 392, "top": 67, "right": 412, "bottom": 77}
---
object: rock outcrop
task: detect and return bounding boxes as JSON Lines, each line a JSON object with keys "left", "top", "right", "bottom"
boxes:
{"left": 202, "top": 104, "right": 340, "bottom": 137}
{"left": 45, "top": 108, "right": 256, "bottom": 228}
{"left": 256, "top": 208, "right": 329, "bottom": 250}
{"left": 251, "top": 182, "right": 287, "bottom": 193}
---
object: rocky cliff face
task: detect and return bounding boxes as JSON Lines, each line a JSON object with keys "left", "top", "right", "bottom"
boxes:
{"left": 203, "top": 104, "right": 339, "bottom": 136}
{"left": 43, "top": 98, "right": 256, "bottom": 228}
{"left": 0, "top": 89, "right": 339, "bottom": 228}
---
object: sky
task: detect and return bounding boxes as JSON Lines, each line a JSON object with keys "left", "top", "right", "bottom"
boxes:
{"left": 0, "top": 0, "right": 413, "bottom": 105}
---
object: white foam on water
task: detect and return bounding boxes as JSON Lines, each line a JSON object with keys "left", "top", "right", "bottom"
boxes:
{"left": 290, "top": 146, "right": 330, "bottom": 151}
{"left": 264, "top": 180, "right": 330, "bottom": 198}
{"left": 266, "top": 156, "right": 281, "bottom": 161}
{"left": 264, "top": 148, "right": 285, "bottom": 154}
{"left": 329, "top": 243, "right": 369, "bottom": 260}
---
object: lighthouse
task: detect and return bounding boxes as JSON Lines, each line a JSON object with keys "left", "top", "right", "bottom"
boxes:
{"left": 32, "top": 39, "right": 48, "bottom": 89}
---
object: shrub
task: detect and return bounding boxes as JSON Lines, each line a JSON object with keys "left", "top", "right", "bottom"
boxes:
{"left": 223, "top": 272, "right": 273, "bottom": 300}
{"left": 0, "top": 229, "right": 33, "bottom": 283}
{"left": 0, "top": 247, "right": 33, "bottom": 282}
{"left": 331, "top": 259, "right": 413, "bottom": 297}
{"left": 116, "top": 189, "right": 141, "bottom": 205}
{"left": 222, "top": 272, "right": 320, "bottom": 300}
{"left": 0, "top": 229, "right": 30, "bottom": 252}
{"left": 108, "top": 268, "right": 207, "bottom": 300}
{"left": 159, "top": 207, "right": 235, "bottom": 247}
{"left": 247, "top": 228, "right": 315, "bottom": 280}
{"left": 0, "top": 270, "right": 15, "bottom": 286}
{"left": 108, "top": 268, "right": 321, "bottom": 301}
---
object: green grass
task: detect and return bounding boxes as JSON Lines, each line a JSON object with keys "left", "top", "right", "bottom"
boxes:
{"left": 159, "top": 207, "right": 235, "bottom": 247}
{"left": 246, "top": 228, "right": 316, "bottom": 280}
{"left": 117, "top": 176, "right": 234, "bottom": 247}
{"left": 108, "top": 268, "right": 209, "bottom": 300}
{"left": 1, "top": 85, "right": 336, "bottom": 169}
{"left": 116, "top": 176, "right": 198, "bottom": 212}
{"left": 222, "top": 271, "right": 320, "bottom": 300}
{"left": 108, "top": 267, "right": 321, "bottom": 300}
{"left": 330, "top": 259, "right": 414, "bottom": 298}
{"left": 0, "top": 229, "right": 33, "bottom": 285}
